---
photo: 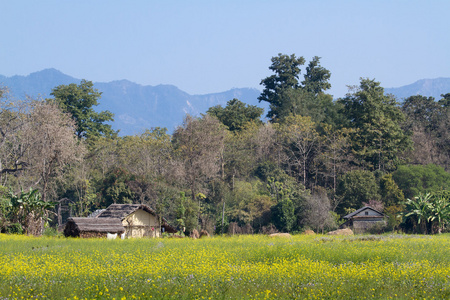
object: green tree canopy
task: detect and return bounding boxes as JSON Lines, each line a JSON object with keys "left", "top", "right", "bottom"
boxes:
{"left": 338, "top": 78, "right": 411, "bottom": 171}
{"left": 336, "top": 170, "right": 380, "bottom": 215}
{"left": 50, "top": 80, "right": 116, "bottom": 139}
{"left": 258, "top": 53, "right": 305, "bottom": 121}
{"left": 392, "top": 164, "right": 450, "bottom": 199}
{"left": 207, "top": 98, "right": 263, "bottom": 132}
{"left": 258, "top": 54, "right": 333, "bottom": 124}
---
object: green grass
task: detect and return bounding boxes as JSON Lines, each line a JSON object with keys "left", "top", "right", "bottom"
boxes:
{"left": 1, "top": 233, "right": 450, "bottom": 299}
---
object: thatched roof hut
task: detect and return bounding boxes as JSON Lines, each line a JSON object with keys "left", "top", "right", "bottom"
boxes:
{"left": 97, "top": 204, "right": 177, "bottom": 235}
{"left": 64, "top": 217, "right": 125, "bottom": 238}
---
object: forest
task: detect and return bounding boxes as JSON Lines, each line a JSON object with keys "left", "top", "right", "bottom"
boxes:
{"left": 0, "top": 53, "right": 449, "bottom": 236}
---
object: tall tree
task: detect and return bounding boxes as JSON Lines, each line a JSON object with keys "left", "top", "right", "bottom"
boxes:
{"left": 339, "top": 78, "right": 411, "bottom": 171}
{"left": 259, "top": 54, "right": 333, "bottom": 124}
{"left": 302, "top": 56, "right": 331, "bottom": 95}
{"left": 316, "top": 125, "right": 353, "bottom": 209}
{"left": 172, "top": 115, "right": 226, "bottom": 201}
{"left": 25, "top": 101, "right": 86, "bottom": 202}
{"left": 258, "top": 53, "right": 305, "bottom": 121}
{"left": 50, "top": 80, "right": 116, "bottom": 139}
{"left": 278, "top": 115, "right": 319, "bottom": 187}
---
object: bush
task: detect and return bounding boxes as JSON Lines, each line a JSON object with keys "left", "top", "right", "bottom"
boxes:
{"left": 6, "top": 223, "right": 23, "bottom": 235}
{"left": 43, "top": 226, "right": 60, "bottom": 237}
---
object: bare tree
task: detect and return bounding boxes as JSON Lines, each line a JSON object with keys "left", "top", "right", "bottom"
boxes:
{"left": 24, "top": 101, "right": 86, "bottom": 202}
{"left": 278, "top": 115, "right": 319, "bottom": 187}
{"left": 301, "top": 188, "right": 336, "bottom": 233}
{"left": 172, "top": 115, "right": 226, "bottom": 201}
{"left": 0, "top": 96, "right": 32, "bottom": 183}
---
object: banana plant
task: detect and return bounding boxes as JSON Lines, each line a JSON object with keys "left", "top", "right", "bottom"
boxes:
{"left": 427, "top": 191, "right": 450, "bottom": 234}
{"left": 403, "top": 193, "right": 433, "bottom": 233}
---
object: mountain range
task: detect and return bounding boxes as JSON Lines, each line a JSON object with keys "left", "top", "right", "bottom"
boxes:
{"left": 1, "top": 69, "right": 449, "bottom": 136}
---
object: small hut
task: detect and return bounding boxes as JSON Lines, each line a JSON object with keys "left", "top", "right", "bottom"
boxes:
{"left": 64, "top": 217, "right": 125, "bottom": 238}
{"left": 341, "top": 206, "right": 386, "bottom": 234}
{"left": 97, "top": 204, "right": 176, "bottom": 238}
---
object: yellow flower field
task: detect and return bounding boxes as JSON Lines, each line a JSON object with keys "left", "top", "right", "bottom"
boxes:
{"left": 1, "top": 234, "right": 450, "bottom": 299}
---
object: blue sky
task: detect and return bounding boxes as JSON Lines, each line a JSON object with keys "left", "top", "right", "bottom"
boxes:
{"left": 1, "top": 0, "right": 449, "bottom": 98}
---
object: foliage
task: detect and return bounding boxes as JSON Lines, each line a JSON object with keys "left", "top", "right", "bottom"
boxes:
{"left": 392, "top": 164, "right": 450, "bottom": 199}
{"left": 336, "top": 170, "right": 380, "bottom": 215}
{"left": 338, "top": 78, "right": 411, "bottom": 171}
{"left": 50, "top": 80, "right": 116, "bottom": 139}
{"left": 379, "top": 173, "right": 405, "bottom": 207}
{"left": 207, "top": 98, "right": 264, "bottom": 132}
{"left": 0, "top": 188, "right": 56, "bottom": 235}
{"left": 172, "top": 115, "right": 226, "bottom": 202}
{"left": 268, "top": 178, "right": 296, "bottom": 232}
{"left": 96, "top": 168, "right": 134, "bottom": 208}
{"left": 259, "top": 54, "right": 333, "bottom": 123}
{"left": 300, "top": 187, "right": 337, "bottom": 233}
{"left": 402, "top": 191, "right": 450, "bottom": 234}
{"left": 277, "top": 115, "right": 319, "bottom": 187}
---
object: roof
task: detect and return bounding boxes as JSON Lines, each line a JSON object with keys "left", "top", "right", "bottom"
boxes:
{"left": 88, "top": 209, "right": 106, "bottom": 218}
{"left": 96, "top": 204, "right": 177, "bottom": 233}
{"left": 343, "top": 206, "right": 385, "bottom": 219}
{"left": 97, "top": 204, "right": 156, "bottom": 220}
{"left": 66, "top": 217, "right": 125, "bottom": 233}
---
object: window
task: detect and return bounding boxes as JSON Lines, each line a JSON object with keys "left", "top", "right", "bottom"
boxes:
{"left": 365, "top": 211, "right": 369, "bottom": 215}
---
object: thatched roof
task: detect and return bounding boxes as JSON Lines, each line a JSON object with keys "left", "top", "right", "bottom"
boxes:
{"left": 97, "top": 204, "right": 177, "bottom": 233}
{"left": 64, "top": 217, "right": 125, "bottom": 237}
{"left": 97, "top": 204, "right": 156, "bottom": 219}
{"left": 88, "top": 209, "right": 106, "bottom": 218}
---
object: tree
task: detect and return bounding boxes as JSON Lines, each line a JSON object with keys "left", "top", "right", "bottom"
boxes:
{"left": 0, "top": 97, "right": 31, "bottom": 180}
{"left": 379, "top": 173, "right": 405, "bottom": 207}
{"left": 336, "top": 170, "right": 380, "bottom": 215}
{"left": 401, "top": 95, "right": 444, "bottom": 166}
{"left": 259, "top": 54, "right": 333, "bottom": 123}
{"left": 25, "top": 101, "right": 86, "bottom": 203}
{"left": 278, "top": 115, "right": 319, "bottom": 187}
{"left": 172, "top": 115, "right": 226, "bottom": 202}
{"left": 392, "top": 164, "right": 450, "bottom": 199}
{"left": 271, "top": 196, "right": 295, "bottom": 232}
{"left": 302, "top": 56, "right": 331, "bottom": 95}
{"left": 300, "top": 187, "right": 336, "bottom": 233}
{"left": 316, "top": 125, "right": 353, "bottom": 208}
{"left": 258, "top": 53, "right": 305, "bottom": 121}
{"left": 338, "top": 78, "right": 411, "bottom": 171}
{"left": 50, "top": 80, "right": 116, "bottom": 139}
{"left": 207, "top": 98, "right": 263, "bottom": 132}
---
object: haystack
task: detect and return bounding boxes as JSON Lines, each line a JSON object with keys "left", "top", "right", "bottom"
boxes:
{"left": 327, "top": 228, "right": 354, "bottom": 235}
{"left": 268, "top": 233, "right": 292, "bottom": 238}
{"left": 190, "top": 229, "right": 200, "bottom": 239}
{"left": 199, "top": 230, "right": 210, "bottom": 238}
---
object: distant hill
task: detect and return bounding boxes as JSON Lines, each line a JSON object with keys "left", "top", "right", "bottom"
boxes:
{"left": 385, "top": 78, "right": 450, "bottom": 101}
{"left": 2, "top": 69, "right": 449, "bottom": 135}
{"left": 0, "top": 69, "right": 264, "bottom": 135}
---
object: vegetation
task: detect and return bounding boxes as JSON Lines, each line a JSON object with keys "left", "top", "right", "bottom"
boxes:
{"left": 0, "top": 53, "right": 449, "bottom": 236}
{"left": 3, "top": 234, "right": 450, "bottom": 299}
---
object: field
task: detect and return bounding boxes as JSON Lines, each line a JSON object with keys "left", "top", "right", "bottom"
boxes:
{"left": 1, "top": 234, "right": 450, "bottom": 299}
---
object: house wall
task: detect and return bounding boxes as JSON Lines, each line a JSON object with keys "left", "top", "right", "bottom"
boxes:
{"left": 352, "top": 220, "right": 386, "bottom": 234}
{"left": 122, "top": 209, "right": 161, "bottom": 238}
